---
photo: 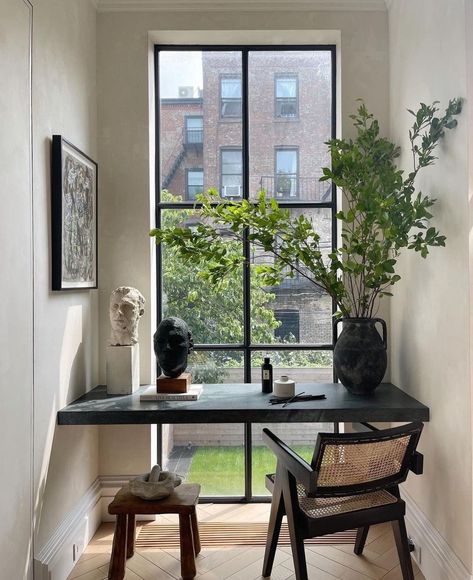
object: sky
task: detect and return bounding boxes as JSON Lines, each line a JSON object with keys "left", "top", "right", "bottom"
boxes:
{"left": 159, "top": 51, "right": 203, "bottom": 98}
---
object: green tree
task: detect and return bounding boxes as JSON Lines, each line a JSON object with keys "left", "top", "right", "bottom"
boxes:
{"left": 160, "top": 191, "right": 279, "bottom": 381}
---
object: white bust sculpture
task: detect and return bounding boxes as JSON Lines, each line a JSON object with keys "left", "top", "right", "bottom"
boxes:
{"left": 109, "top": 286, "right": 145, "bottom": 346}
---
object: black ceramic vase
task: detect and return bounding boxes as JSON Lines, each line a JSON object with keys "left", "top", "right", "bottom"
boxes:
{"left": 333, "top": 318, "right": 387, "bottom": 395}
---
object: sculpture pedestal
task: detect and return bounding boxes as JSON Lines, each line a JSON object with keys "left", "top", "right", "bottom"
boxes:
{"left": 106, "top": 344, "right": 140, "bottom": 395}
{"left": 157, "top": 372, "right": 192, "bottom": 394}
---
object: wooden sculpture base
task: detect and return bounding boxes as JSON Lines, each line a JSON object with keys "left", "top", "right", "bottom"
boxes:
{"left": 157, "top": 372, "right": 192, "bottom": 394}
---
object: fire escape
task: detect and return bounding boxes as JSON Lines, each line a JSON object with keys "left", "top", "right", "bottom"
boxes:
{"left": 162, "top": 126, "right": 203, "bottom": 189}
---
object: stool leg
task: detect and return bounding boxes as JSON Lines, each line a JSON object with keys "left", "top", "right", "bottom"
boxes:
{"left": 126, "top": 514, "right": 136, "bottom": 559}
{"left": 190, "top": 511, "right": 201, "bottom": 555}
{"left": 179, "top": 513, "right": 196, "bottom": 580}
{"left": 109, "top": 514, "right": 127, "bottom": 580}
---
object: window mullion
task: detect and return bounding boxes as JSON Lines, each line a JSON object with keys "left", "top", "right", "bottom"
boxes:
{"left": 242, "top": 49, "right": 251, "bottom": 385}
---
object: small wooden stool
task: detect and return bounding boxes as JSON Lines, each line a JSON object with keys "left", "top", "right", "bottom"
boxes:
{"left": 108, "top": 483, "right": 201, "bottom": 580}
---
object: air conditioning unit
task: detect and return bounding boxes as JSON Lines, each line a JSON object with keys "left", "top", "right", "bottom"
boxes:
{"left": 178, "top": 86, "right": 194, "bottom": 98}
{"left": 222, "top": 185, "right": 242, "bottom": 197}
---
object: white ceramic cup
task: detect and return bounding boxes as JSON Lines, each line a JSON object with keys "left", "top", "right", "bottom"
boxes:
{"left": 273, "top": 375, "right": 296, "bottom": 398}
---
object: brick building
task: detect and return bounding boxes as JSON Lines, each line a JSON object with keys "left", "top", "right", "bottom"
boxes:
{"left": 159, "top": 50, "right": 333, "bottom": 345}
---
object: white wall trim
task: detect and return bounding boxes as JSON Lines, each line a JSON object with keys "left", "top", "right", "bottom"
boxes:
{"left": 33, "top": 475, "right": 151, "bottom": 579}
{"left": 96, "top": 0, "right": 387, "bottom": 12}
{"left": 403, "top": 489, "right": 472, "bottom": 580}
{"left": 34, "top": 478, "right": 102, "bottom": 580}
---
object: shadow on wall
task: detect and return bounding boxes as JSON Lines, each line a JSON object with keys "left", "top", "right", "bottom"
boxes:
{"left": 34, "top": 304, "right": 98, "bottom": 553}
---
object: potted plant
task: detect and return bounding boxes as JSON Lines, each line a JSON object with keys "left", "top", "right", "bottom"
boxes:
{"left": 151, "top": 99, "right": 462, "bottom": 395}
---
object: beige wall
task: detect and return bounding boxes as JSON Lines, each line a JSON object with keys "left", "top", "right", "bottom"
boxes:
{"left": 0, "top": 1, "right": 33, "bottom": 577}
{"left": 32, "top": 0, "right": 99, "bottom": 554}
{"left": 388, "top": 0, "right": 471, "bottom": 573}
{"left": 96, "top": 9, "right": 390, "bottom": 474}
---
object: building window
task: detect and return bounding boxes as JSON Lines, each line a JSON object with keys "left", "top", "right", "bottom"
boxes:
{"left": 275, "top": 310, "right": 300, "bottom": 342}
{"left": 220, "top": 76, "right": 242, "bottom": 118}
{"left": 275, "top": 148, "right": 298, "bottom": 198}
{"left": 185, "top": 116, "right": 203, "bottom": 144}
{"left": 221, "top": 149, "right": 243, "bottom": 198}
{"left": 186, "top": 169, "right": 203, "bottom": 200}
{"left": 275, "top": 75, "right": 298, "bottom": 118}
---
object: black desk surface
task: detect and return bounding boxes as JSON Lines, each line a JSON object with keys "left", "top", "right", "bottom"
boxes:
{"left": 57, "top": 383, "right": 429, "bottom": 425}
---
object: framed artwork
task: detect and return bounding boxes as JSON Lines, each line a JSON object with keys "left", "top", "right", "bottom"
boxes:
{"left": 51, "top": 135, "right": 98, "bottom": 290}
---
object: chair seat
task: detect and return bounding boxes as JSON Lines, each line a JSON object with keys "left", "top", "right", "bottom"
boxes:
{"left": 297, "top": 484, "right": 398, "bottom": 519}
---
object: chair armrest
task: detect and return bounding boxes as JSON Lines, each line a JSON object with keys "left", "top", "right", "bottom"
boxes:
{"left": 262, "top": 428, "right": 317, "bottom": 495}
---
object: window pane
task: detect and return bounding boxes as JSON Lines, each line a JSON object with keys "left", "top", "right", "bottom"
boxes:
{"left": 161, "top": 209, "right": 244, "bottom": 344}
{"left": 276, "top": 149, "right": 297, "bottom": 174}
{"left": 221, "top": 77, "right": 241, "bottom": 98}
{"left": 251, "top": 421, "right": 333, "bottom": 496}
{"left": 186, "top": 117, "right": 203, "bottom": 129}
{"left": 163, "top": 423, "right": 245, "bottom": 496}
{"left": 251, "top": 350, "right": 333, "bottom": 384}
{"left": 250, "top": 207, "right": 333, "bottom": 346}
{"left": 276, "top": 77, "right": 297, "bottom": 98}
{"left": 187, "top": 170, "right": 203, "bottom": 185}
{"left": 188, "top": 350, "right": 244, "bottom": 384}
{"left": 249, "top": 50, "right": 333, "bottom": 201}
{"left": 159, "top": 51, "right": 242, "bottom": 201}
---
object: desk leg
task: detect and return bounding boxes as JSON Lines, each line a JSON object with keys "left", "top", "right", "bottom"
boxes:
{"left": 109, "top": 514, "right": 127, "bottom": 580}
{"left": 180, "top": 514, "right": 196, "bottom": 579}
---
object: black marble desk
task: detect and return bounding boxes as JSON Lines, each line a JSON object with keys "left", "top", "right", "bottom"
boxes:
{"left": 57, "top": 383, "right": 429, "bottom": 425}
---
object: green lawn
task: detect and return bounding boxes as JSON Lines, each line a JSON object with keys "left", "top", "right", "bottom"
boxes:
{"left": 185, "top": 445, "right": 314, "bottom": 496}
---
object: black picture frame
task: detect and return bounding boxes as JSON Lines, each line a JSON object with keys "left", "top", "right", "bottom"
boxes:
{"left": 51, "top": 135, "right": 98, "bottom": 291}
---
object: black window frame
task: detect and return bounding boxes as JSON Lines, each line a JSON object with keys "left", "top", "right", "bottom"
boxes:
{"left": 275, "top": 73, "right": 299, "bottom": 119}
{"left": 155, "top": 45, "right": 337, "bottom": 503}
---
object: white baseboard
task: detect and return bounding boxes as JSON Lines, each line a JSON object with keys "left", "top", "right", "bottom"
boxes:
{"left": 34, "top": 478, "right": 102, "bottom": 580}
{"left": 402, "top": 489, "right": 472, "bottom": 580}
{"left": 34, "top": 475, "right": 154, "bottom": 579}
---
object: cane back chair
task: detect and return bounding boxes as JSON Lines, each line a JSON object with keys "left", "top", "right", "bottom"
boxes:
{"left": 262, "top": 422, "right": 423, "bottom": 580}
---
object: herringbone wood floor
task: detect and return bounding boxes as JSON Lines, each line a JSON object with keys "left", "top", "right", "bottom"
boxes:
{"left": 67, "top": 504, "right": 425, "bottom": 580}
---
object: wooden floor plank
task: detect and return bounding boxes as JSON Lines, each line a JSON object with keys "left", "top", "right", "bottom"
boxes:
{"left": 67, "top": 505, "right": 425, "bottom": 580}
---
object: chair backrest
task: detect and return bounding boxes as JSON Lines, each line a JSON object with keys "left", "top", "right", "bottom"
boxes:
{"left": 311, "top": 423, "right": 423, "bottom": 497}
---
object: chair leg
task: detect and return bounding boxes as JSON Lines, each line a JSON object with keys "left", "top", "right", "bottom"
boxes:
{"left": 354, "top": 526, "right": 369, "bottom": 555}
{"left": 392, "top": 518, "right": 415, "bottom": 580}
{"left": 190, "top": 510, "right": 201, "bottom": 555}
{"left": 282, "top": 475, "right": 308, "bottom": 580}
{"left": 179, "top": 513, "right": 197, "bottom": 580}
{"left": 262, "top": 485, "right": 285, "bottom": 577}
{"left": 108, "top": 514, "right": 127, "bottom": 580}
{"left": 126, "top": 514, "right": 135, "bottom": 559}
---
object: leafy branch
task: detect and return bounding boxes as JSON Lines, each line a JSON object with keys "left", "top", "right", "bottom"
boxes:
{"left": 151, "top": 99, "right": 462, "bottom": 319}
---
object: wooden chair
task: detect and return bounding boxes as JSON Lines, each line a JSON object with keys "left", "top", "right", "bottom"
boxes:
{"left": 107, "top": 483, "right": 201, "bottom": 580}
{"left": 262, "top": 422, "right": 423, "bottom": 580}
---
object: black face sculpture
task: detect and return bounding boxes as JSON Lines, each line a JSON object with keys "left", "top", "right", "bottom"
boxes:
{"left": 154, "top": 317, "right": 194, "bottom": 378}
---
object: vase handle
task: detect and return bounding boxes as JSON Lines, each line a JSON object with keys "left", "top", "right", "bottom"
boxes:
{"left": 373, "top": 318, "right": 387, "bottom": 350}
{"left": 333, "top": 318, "right": 343, "bottom": 345}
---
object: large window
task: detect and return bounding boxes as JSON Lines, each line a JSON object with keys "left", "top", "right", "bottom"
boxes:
{"left": 156, "top": 46, "right": 336, "bottom": 500}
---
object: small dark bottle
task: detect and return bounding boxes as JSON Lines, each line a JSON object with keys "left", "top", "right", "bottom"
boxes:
{"left": 261, "top": 356, "right": 273, "bottom": 393}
